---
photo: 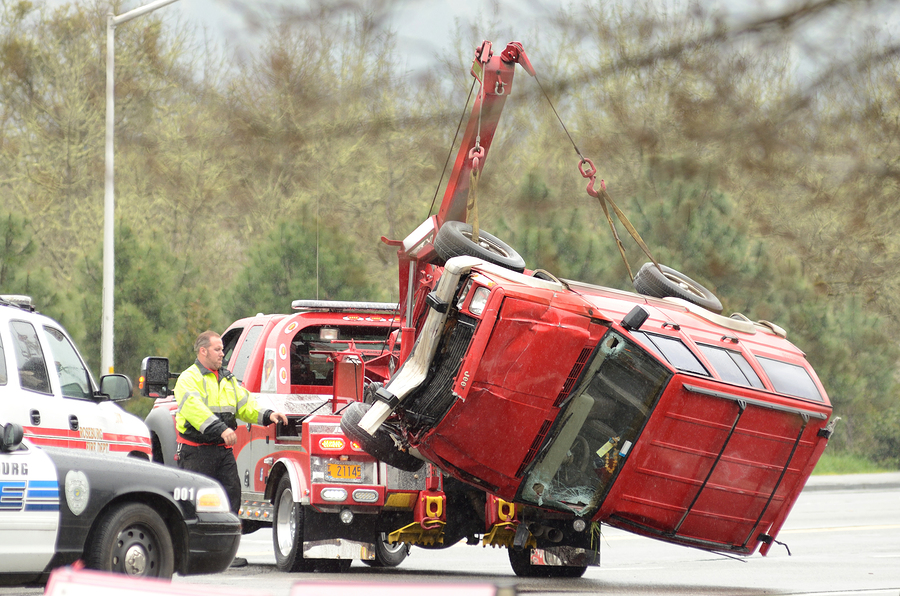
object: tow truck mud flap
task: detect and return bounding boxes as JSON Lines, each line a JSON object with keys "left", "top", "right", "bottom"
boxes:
{"left": 303, "top": 538, "right": 376, "bottom": 561}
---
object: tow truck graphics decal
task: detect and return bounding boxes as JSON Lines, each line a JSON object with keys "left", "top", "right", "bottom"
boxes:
{"left": 0, "top": 480, "right": 60, "bottom": 511}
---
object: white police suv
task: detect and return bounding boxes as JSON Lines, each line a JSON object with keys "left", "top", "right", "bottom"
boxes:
{"left": 0, "top": 421, "right": 241, "bottom": 584}
{"left": 0, "top": 295, "right": 151, "bottom": 456}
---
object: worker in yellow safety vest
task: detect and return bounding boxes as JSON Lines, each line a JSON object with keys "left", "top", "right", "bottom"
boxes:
{"left": 175, "top": 330, "right": 287, "bottom": 567}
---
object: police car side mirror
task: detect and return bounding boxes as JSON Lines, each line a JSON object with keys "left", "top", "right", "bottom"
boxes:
{"left": 140, "top": 356, "right": 172, "bottom": 398}
{"left": 1, "top": 423, "right": 24, "bottom": 452}
{"left": 99, "top": 374, "right": 134, "bottom": 402}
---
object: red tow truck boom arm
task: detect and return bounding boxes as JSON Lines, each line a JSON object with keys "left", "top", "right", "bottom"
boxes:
{"left": 437, "top": 41, "right": 535, "bottom": 227}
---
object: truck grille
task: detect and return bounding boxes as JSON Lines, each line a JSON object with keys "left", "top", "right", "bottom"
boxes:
{"left": 403, "top": 314, "right": 477, "bottom": 431}
{"left": 553, "top": 345, "right": 594, "bottom": 407}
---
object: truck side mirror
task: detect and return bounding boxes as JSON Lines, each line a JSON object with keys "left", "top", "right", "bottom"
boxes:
{"left": 1, "top": 423, "right": 24, "bottom": 452}
{"left": 140, "top": 356, "right": 172, "bottom": 398}
{"left": 99, "top": 374, "right": 134, "bottom": 401}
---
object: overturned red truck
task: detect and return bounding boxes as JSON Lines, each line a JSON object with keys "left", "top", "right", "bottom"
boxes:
{"left": 340, "top": 40, "right": 835, "bottom": 574}
{"left": 144, "top": 40, "right": 834, "bottom": 577}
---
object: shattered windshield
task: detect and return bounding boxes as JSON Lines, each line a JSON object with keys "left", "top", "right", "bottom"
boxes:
{"left": 520, "top": 330, "right": 671, "bottom": 516}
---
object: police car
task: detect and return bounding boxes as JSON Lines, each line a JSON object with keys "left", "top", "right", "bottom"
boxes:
{"left": 0, "top": 295, "right": 151, "bottom": 456}
{"left": 0, "top": 421, "right": 241, "bottom": 585}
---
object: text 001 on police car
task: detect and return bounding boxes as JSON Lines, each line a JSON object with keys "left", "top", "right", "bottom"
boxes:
{"left": 0, "top": 421, "right": 241, "bottom": 585}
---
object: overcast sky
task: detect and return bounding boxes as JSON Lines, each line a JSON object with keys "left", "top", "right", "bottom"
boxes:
{"left": 39, "top": 0, "right": 900, "bottom": 76}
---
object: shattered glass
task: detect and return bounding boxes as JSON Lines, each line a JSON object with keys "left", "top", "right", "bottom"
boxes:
{"left": 520, "top": 330, "right": 671, "bottom": 515}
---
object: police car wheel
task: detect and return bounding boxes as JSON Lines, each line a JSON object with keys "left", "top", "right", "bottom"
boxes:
{"left": 85, "top": 502, "right": 175, "bottom": 578}
{"left": 361, "top": 533, "right": 410, "bottom": 567}
{"left": 273, "top": 476, "right": 314, "bottom": 572}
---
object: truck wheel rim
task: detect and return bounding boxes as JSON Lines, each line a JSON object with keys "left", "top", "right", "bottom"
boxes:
{"left": 276, "top": 488, "right": 296, "bottom": 555}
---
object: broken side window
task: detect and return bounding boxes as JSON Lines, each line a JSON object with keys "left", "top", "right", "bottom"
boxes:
{"left": 520, "top": 330, "right": 671, "bottom": 516}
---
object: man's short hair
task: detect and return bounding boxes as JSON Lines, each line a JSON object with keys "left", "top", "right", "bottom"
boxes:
{"left": 194, "top": 330, "right": 220, "bottom": 353}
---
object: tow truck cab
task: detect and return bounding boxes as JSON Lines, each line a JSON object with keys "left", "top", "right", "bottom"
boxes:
{"left": 143, "top": 302, "right": 426, "bottom": 569}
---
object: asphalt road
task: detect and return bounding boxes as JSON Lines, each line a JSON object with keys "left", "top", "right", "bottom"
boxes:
{"left": 4, "top": 473, "right": 898, "bottom": 596}
{"left": 171, "top": 472, "right": 900, "bottom": 596}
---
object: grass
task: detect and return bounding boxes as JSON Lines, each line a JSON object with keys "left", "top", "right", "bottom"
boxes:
{"left": 812, "top": 451, "right": 897, "bottom": 475}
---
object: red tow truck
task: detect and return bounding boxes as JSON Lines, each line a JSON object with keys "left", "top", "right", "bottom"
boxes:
{"left": 141, "top": 301, "right": 426, "bottom": 571}
{"left": 144, "top": 40, "right": 834, "bottom": 578}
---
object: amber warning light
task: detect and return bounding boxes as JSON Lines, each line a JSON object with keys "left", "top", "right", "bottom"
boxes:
{"left": 319, "top": 438, "right": 345, "bottom": 450}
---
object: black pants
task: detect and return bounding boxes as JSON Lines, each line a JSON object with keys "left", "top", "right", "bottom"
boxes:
{"left": 177, "top": 443, "right": 241, "bottom": 514}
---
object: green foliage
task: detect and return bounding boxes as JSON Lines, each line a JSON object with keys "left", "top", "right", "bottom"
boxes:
{"left": 0, "top": 0, "right": 898, "bottom": 456}
{"left": 76, "top": 223, "right": 212, "bottom": 399}
{"left": 813, "top": 450, "right": 897, "bottom": 475}
{"left": 871, "top": 405, "right": 900, "bottom": 468}
{"left": 227, "top": 218, "right": 386, "bottom": 320}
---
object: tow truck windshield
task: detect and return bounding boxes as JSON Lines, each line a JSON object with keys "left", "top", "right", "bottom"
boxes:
{"left": 521, "top": 330, "right": 671, "bottom": 516}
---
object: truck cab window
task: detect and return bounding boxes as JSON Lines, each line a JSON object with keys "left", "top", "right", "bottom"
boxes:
{"left": 10, "top": 320, "right": 51, "bottom": 394}
{"left": 290, "top": 325, "right": 393, "bottom": 387}
{"left": 43, "top": 326, "right": 92, "bottom": 399}
{"left": 226, "top": 326, "right": 261, "bottom": 383}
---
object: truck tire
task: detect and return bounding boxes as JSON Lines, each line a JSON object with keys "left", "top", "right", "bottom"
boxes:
{"left": 632, "top": 262, "right": 723, "bottom": 314}
{"left": 273, "top": 476, "right": 314, "bottom": 572}
{"left": 434, "top": 221, "right": 526, "bottom": 272}
{"left": 85, "top": 502, "right": 175, "bottom": 578}
{"left": 362, "top": 533, "right": 410, "bottom": 567}
{"left": 340, "top": 402, "right": 425, "bottom": 472}
{"left": 507, "top": 547, "right": 587, "bottom": 578}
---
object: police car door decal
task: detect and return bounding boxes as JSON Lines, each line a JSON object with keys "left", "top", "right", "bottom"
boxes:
{"left": 0, "top": 445, "right": 60, "bottom": 573}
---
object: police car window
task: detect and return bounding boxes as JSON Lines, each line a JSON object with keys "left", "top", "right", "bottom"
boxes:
{"left": 697, "top": 344, "right": 765, "bottom": 389}
{"left": 756, "top": 356, "right": 824, "bottom": 401}
{"left": 43, "top": 326, "right": 92, "bottom": 399}
{"left": 630, "top": 331, "right": 708, "bottom": 376}
{"left": 0, "top": 333, "right": 7, "bottom": 385}
{"left": 10, "top": 320, "right": 51, "bottom": 394}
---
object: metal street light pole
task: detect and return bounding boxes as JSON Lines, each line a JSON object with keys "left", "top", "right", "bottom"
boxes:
{"left": 102, "top": 0, "right": 181, "bottom": 374}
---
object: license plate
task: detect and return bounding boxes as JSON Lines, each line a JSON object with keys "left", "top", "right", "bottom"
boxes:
{"left": 327, "top": 463, "right": 361, "bottom": 482}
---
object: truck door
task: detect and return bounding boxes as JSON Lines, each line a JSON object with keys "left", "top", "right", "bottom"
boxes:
{"left": 5, "top": 320, "right": 72, "bottom": 449}
{"left": 40, "top": 325, "right": 110, "bottom": 454}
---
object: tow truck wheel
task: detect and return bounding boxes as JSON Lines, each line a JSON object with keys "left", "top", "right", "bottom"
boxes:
{"left": 340, "top": 402, "right": 425, "bottom": 472}
{"left": 507, "top": 547, "right": 587, "bottom": 578}
{"left": 273, "top": 476, "right": 314, "bottom": 572}
{"left": 632, "top": 262, "right": 723, "bottom": 314}
{"left": 85, "top": 502, "right": 175, "bottom": 578}
{"left": 434, "top": 221, "right": 526, "bottom": 272}
{"left": 362, "top": 533, "right": 410, "bottom": 567}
